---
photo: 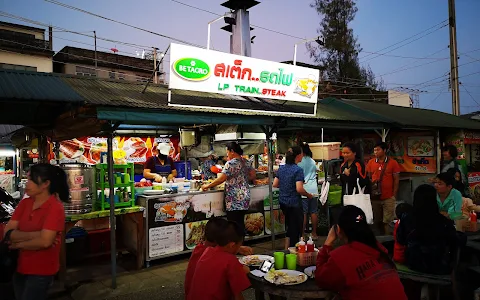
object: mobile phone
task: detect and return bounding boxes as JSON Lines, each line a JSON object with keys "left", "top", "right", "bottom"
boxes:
{"left": 260, "top": 260, "right": 273, "bottom": 273}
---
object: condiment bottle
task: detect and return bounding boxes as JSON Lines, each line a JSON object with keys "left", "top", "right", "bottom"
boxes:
{"left": 471, "top": 211, "right": 478, "bottom": 232}
{"left": 307, "top": 236, "right": 315, "bottom": 252}
{"left": 298, "top": 237, "right": 306, "bottom": 253}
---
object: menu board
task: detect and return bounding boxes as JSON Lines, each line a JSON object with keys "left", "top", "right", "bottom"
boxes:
{"left": 362, "top": 132, "right": 437, "bottom": 174}
{"left": 57, "top": 136, "right": 180, "bottom": 165}
{"left": 149, "top": 225, "right": 184, "bottom": 258}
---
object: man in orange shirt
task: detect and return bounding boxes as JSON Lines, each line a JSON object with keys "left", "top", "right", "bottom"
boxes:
{"left": 367, "top": 142, "right": 401, "bottom": 235}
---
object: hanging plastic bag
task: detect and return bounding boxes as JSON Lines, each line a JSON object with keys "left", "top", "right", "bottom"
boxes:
{"left": 343, "top": 178, "right": 374, "bottom": 224}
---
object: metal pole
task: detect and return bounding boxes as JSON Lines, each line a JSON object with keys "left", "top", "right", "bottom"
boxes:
{"left": 185, "top": 147, "right": 188, "bottom": 180}
{"left": 153, "top": 48, "right": 158, "bottom": 84}
{"left": 94, "top": 31, "right": 97, "bottom": 76}
{"left": 207, "top": 23, "right": 211, "bottom": 50}
{"left": 293, "top": 44, "right": 298, "bottom": 65}
{"left": 449, "top": 0, "right": 460, "bottom": 115}
{"left": 266, "top": 128, "right": 275, "bottom": 250}
{"left": 208, "top": 14, "right": 228, "bottom": 50}
{"left": 107, "top": 132, "right": 117, "bottom": 289}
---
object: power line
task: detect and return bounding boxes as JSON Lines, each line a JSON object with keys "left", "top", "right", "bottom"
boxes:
{"left": 171, "top": 0, "right": 305, "bottom": 40}
{"left": 0, "top": 11, "right": 153, "bottom": 49}
{"left": 358, "top": 19, "right": 448, "bottom": 61}
{"left": 423, "top": 90, "right": 445, "bottom": 109}
{"left": 360, "top": 51, "right": 447, "bottom": 60}
{"left": 0, "top": 48, "right": 157, "bottom": 81}
{"left": 378, "top": 57, "right": 449, "bottom": 77}
{"left": 52, "top": 35, "right": 139, "bottom": 56}
{"left": 360, "top": 23, "right": 448, "bottom": 64}
{"left": 378, "top": 47, "right": 448, "bottom": 77}
{"left": 461, "top": 84, "right": 480, "bottom": 107}
{"left": 45, "top": 0, "right": 204, "bottom": 48}
{"left": 0, "top": 38, "right": 155, "bottom": 72}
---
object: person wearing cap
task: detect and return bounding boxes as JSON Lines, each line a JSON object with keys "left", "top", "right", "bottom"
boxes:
{"left": 143, "top": 142, "right": 177, "bottom": 182}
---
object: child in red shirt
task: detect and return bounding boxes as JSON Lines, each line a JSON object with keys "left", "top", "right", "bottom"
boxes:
{"left": 188, "top": 220, "right": 251, "bottom": 300}
{"left": 393, "top": 203, "right": 413, "bottom": 263}
{"left": 184, "top": 218, "right": 253, "bottom": 299}
{"left": 315, "top": 205, "right": 407, "bottom": 300}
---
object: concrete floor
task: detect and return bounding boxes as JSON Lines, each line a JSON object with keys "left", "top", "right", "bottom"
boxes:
{"left": 49, "top": 237, "right": 299, "bottom": 300}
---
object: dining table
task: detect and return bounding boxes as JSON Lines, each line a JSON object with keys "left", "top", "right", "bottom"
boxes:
{"left": 246, "top": 251, "right": 336, "bottom": 300}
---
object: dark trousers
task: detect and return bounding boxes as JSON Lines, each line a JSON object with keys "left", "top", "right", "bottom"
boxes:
{"left": 280, "top": 204, "right": 303, "bottom": 247}
{"left": 13, "top": 272, "right": 53, "bottom": 300}
{"left": 226, "top": 210, "right": 246, "bottom": 236}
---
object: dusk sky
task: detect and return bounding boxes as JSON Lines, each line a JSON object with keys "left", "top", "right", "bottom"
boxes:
{"left": 2, "top": 0, "right": 479, "bottom": 114}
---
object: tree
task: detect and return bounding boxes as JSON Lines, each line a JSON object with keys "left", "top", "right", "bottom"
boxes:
{"left": 308, "top": 0, "right": 385, "bottom": 95}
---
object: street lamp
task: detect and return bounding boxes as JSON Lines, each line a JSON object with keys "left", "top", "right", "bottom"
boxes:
{"left": 207, "top": 13, "right": 231, "bottom": 50}
{"left": 293, "top": 36, "right": 324, "bottom": 65}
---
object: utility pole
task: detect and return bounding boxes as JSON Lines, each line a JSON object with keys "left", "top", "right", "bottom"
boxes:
{"left": 448, "top": 0, "right": 460, "bottom": 115}
{"left": 153, "top": 47, "right": 158, "bottom": 84}
{"left": 94, "top": 31, "right": 98, "bottom": 76}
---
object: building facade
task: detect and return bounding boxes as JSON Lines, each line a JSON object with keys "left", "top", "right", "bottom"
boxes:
{"left": 0, "top": 21, "right": 53, "bottom": 73}
{"left": 53, "top": 46, "right": 162, "bottom": 83}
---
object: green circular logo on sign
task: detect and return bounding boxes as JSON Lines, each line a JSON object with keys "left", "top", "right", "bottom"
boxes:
{"left": 173, "top": 58, "right": 210, "bottom": 81}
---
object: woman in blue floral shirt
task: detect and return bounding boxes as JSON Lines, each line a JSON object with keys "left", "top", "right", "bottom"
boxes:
{"left": 202, "top": 142, "right": 255, "bottom": 234}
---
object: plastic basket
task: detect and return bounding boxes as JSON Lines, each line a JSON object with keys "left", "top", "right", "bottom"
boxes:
{"left": 288, "top": 247, "right": 319, "bottom": 267}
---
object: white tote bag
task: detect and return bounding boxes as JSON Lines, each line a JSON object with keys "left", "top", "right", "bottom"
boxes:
{"left": 343, "top": 178, "right": 374, "bottom": 224}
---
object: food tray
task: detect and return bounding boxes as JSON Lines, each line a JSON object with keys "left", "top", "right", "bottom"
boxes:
{"left": 289, "top": 248, "right": 319, "bottom": 267}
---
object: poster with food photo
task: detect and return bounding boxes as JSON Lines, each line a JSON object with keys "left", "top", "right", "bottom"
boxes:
{"left": 244, "top": 212, "right": 265, "bottom": 237}
{"left": 185, "top": 220, "right": 208, "bottom": 250}
{"left": 407, "top": 136, "right": 434, "bottom": 157}
{"left": 265, "top": 210, "right": 285, "bottom": 235}
{"left": 153, "top": 200, "right": 189, "bottom": 223}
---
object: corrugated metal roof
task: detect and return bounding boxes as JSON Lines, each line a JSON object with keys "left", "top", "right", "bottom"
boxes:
{"left": 329, "top": 98, "right": 480, "bottom": 130}
{"left": 0, "top": 70, "right": 84, "bottom": 103}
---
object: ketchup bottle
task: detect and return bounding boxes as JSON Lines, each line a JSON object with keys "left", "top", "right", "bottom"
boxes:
{"left": 307, "top": 236, "right": 315, "bottom": 252}
{"left": 298, "top": 237, "right": 306, "bottom": 253}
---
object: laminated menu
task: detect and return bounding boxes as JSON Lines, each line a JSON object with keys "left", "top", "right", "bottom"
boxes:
{"left": 149, "top": 225, "right": 184, "bottom": 258}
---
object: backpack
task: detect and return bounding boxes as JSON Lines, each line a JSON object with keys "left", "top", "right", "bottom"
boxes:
{"left": 0, "top": 230, "right": 18, "bottom": 283}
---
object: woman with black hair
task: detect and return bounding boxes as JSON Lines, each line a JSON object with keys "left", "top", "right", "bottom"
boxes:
{"left": 315, "top": 205, "right": 406, "bottom": 300}
{"left": 397, "top": 184, "right": 462, "bottom": 275}
{"left": 3, "top": 163, "right": 69, "bottom": 300}
{"left": 202, "top": 142, "right": 255, "bottom": 234}
{"left": 340, "top": 142, "right": 369, "bottom": 200}
{"left": 273, "top": 146, "right": 313, "bottom": 249}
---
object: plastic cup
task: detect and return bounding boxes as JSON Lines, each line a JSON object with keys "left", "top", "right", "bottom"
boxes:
{"left": 274, "top": 252, "right": 285, "bottom": 269}
{"left": 286, "top": 254, "right": 297, "bottom": 270}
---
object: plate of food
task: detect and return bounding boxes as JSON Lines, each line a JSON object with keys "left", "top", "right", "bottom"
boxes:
{"left": 264, "top": 269, "right": 308, "bottom": 285}
{"left": 239, "top": 255, "right": 274, "bottom": 267}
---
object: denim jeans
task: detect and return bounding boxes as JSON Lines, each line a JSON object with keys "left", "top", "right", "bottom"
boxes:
{"left": 13, "top": 272, "right": 53, "bottom": 300}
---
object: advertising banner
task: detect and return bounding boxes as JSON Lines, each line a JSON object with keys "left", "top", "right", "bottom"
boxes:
{"left": 58, "top": 136, "right": 180, "bottom": 165}
{"left": 169, "top": 43, "right": 320, "bottom": 104}
{"left": 363, "top": 132, "right": 437, "bottom": 173}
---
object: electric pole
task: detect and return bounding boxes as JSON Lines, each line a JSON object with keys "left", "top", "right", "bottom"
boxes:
{"left": 153, "top": 47, "right": 158, "bottom": 84}
{"left": 448, "top": 0, "right": 460, "bottom": 115}
{"left": 94, "top": 30, "right": 98, "bottom": 76}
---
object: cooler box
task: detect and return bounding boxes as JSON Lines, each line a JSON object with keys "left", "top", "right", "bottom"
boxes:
{"left": 174, "top": 161, "right": 192, "bottom": 180}
{"left": 310, "top": 142, "right": 341, "bottom": 160}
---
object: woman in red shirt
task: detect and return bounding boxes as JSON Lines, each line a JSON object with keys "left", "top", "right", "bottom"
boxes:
{"left": 4, "top": 163, "right": 68, "bottom": 300}
{"left": 315, "top": 205, "right": 407, "bottom": 300}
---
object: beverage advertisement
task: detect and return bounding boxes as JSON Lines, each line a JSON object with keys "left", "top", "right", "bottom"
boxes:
{"left": 363, "top": 132, "right": 437, "bottom": 173}
{"left": 57, "top": 136, "right": 180, "bottom": 165}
